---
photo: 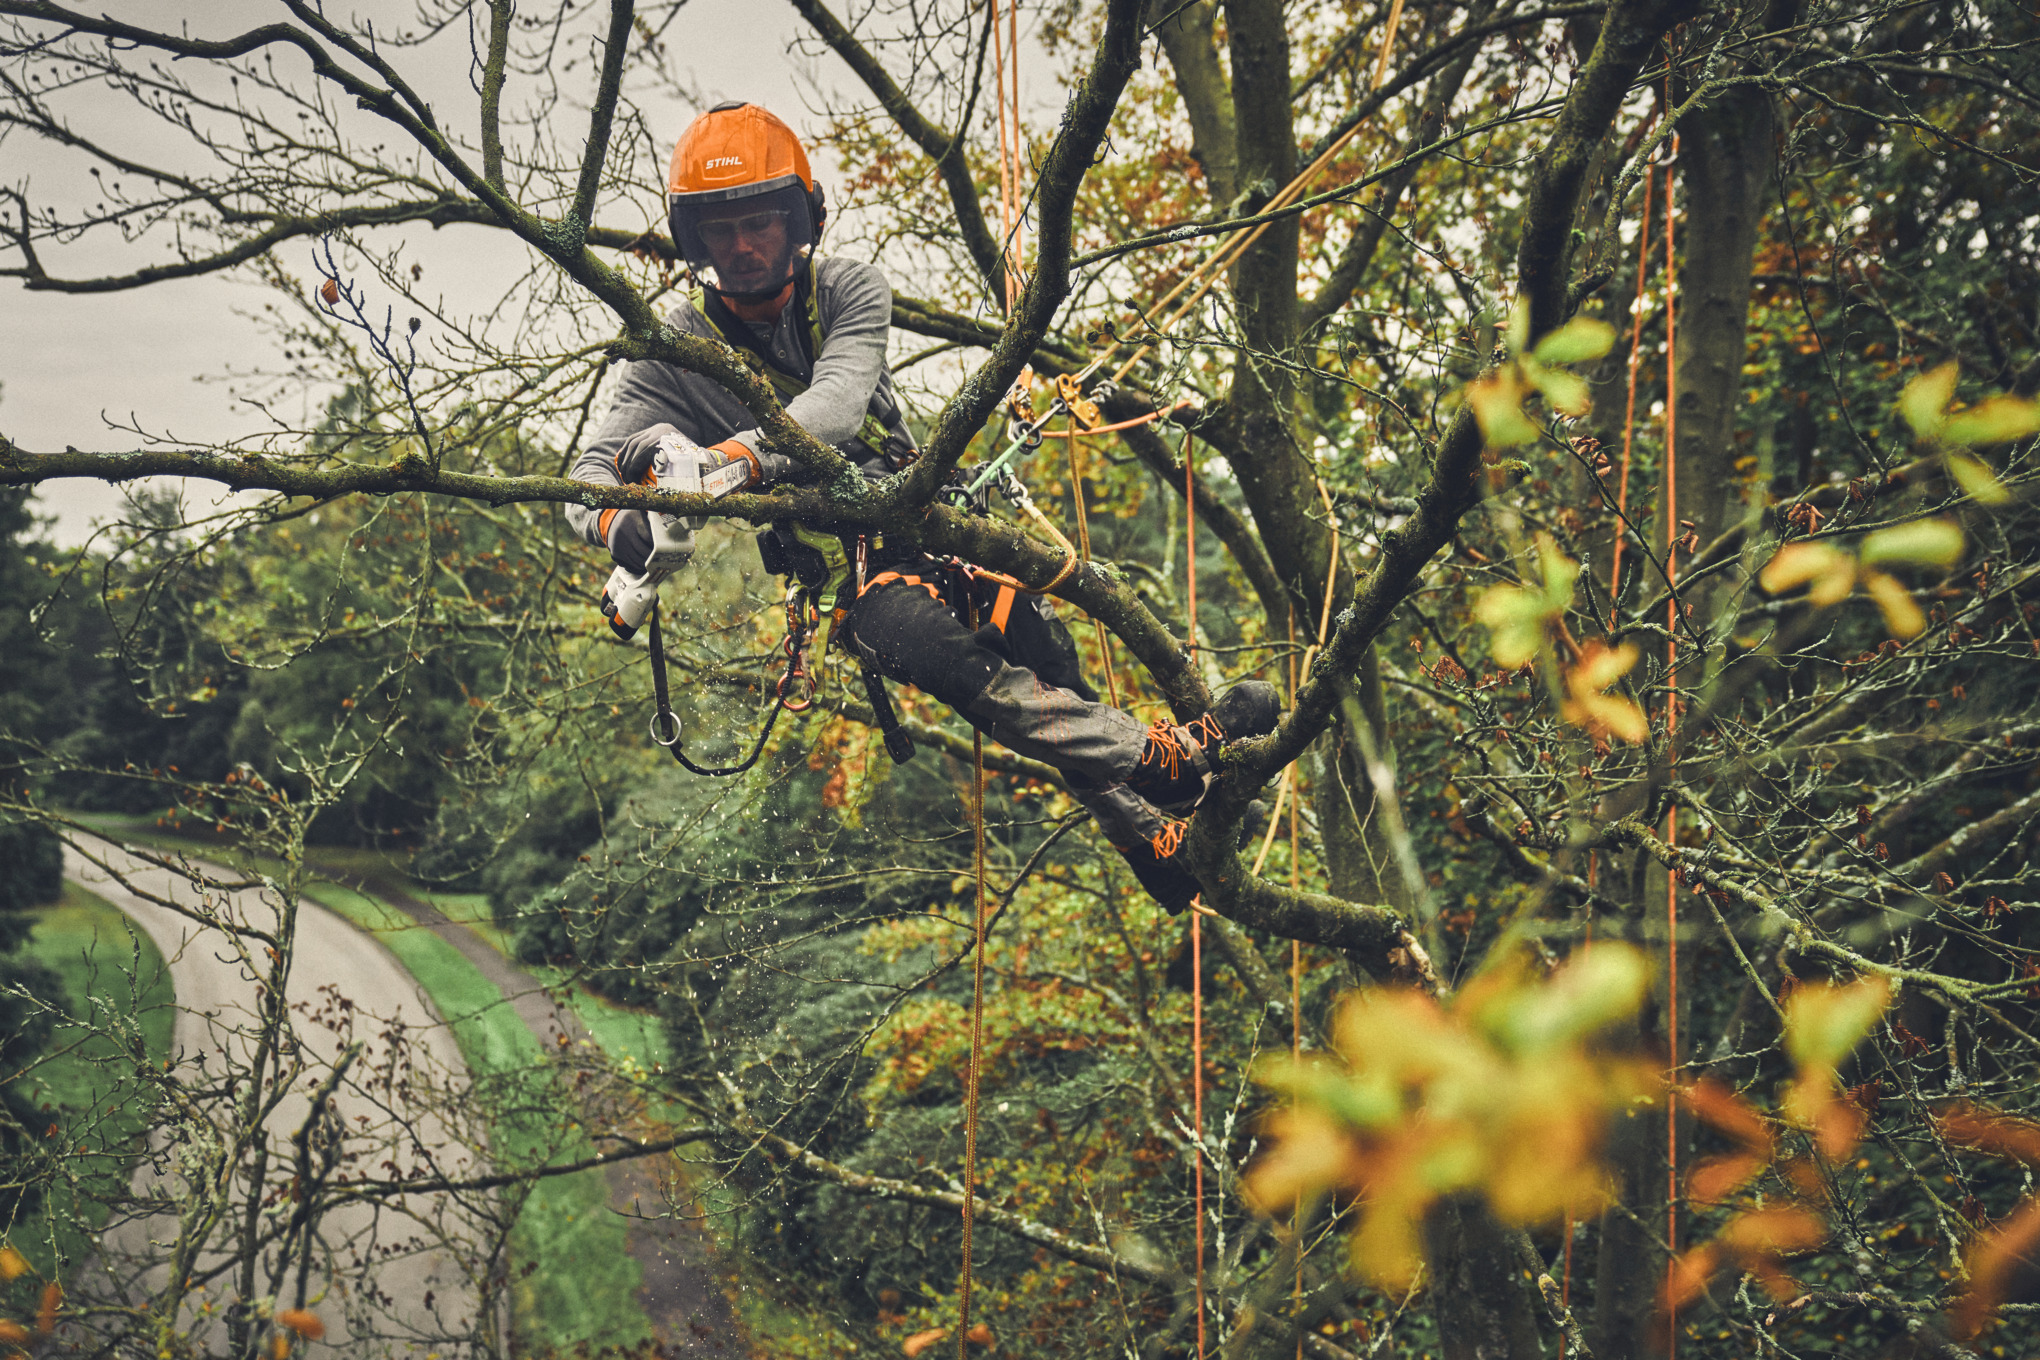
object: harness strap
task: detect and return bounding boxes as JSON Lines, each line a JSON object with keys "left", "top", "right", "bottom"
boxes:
{"left": 989, "top": 584, "right": 1017, "bottom": 634}
{"left": 645, "top": 603, "right": 790, "bottom": 778}
{"left": 865, "top": 569, "right": 941, "bottom": 601}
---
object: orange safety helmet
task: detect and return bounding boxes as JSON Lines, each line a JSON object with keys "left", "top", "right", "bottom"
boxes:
{"left": 667, "top": 102, "right": 827, "bottom": 300}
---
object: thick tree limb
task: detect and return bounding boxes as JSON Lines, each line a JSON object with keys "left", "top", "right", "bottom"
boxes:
{"left": 1516, "top": 0, "right": 1704, "bottom": 341}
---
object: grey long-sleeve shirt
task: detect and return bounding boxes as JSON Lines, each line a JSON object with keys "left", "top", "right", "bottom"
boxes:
{"left": 565, "top": 253, "right": 898, "bottom": 548}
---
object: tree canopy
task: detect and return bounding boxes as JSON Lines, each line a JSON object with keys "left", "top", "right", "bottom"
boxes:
{"left": 2, "top": 0, "right": 2039, "bottom": 1355}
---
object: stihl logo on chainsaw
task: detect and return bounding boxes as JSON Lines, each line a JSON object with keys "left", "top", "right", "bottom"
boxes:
{"left": 699, "top": 459, "right": 752, "bottom": 499}
{"left": 705, "top": 156, "right": 743, "bottom": 169}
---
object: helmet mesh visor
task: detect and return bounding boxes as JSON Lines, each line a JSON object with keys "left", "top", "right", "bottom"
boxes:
{"left": 668, "top": 178, "right": 815, "bottom": 295}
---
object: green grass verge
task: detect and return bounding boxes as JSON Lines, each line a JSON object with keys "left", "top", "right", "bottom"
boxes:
{"left": 59, "top": 818, "right": 661, "bottom": 1354}
{"left": 303, "top": 882, "right": 649, "bottom": 1355}
{"left": 1, "top": 882, "right": 176, "bottom": 1277}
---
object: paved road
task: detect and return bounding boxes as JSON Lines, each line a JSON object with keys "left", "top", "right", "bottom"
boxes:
{"left": 328, "top": 863, "right": 745, "bottom": 1355}
{"left": 62, "top": 837, "right": 487, "bottom": 1359}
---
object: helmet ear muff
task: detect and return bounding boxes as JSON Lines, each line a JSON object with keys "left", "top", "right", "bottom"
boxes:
{"left": 809, "top": 183, "right": 827, "bottom": 235}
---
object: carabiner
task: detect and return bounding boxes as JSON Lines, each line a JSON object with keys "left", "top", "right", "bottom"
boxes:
{"left": 778, "top": 667, "right": 816, "bottom": 712}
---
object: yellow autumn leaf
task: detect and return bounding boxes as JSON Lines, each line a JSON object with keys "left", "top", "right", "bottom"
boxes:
{"left": 1467, "top": 369, "right": 1538, "bottom": 447}
{"left": 1349, "top": 1192, "right": 1430, "bottom": 1292}
{"left": 1474, "top": 538, "right": 1579, "bottom": 667}
{"left": 1783, "top": 976, "right": 1892, "bottom": 1074}
{"left": 1861, "top": 571, "right": 1926, "bottom": 639}
{"left": 1531, "top": 315, "right": 1618, "bottom": 366}
{"left": 1899, "top": 361, "right": 1959, "bottom": 440}
{"left": 1473, "top": 585, "right": 1549, "bottom": 668}
{"left": 1241, "top": 1105, "right": 1361, "bottom": 1214}
{"left": 1533, "top": 367, "right": 1593, "bottom": 418}
{"left": 1759, "top": 542, "right": 1856, "bottom": 606}
{"left": 1859, "top": 518, "right": 1965, "bottom": 569}
{"left": 1489, "top": 942, "right": 1651, "bottom": 1054}
{"left": 0, "top": 1246, "right": 26, "bottom": 1281}
{"left": 1504, "top": 296, "right": 1531, "bottom": 356}
{"left": 1942, "top": 395, "right": 2040, "bottom": 448}
{"left": 1946, "top": 452, "right": 2012, "bottom": 505}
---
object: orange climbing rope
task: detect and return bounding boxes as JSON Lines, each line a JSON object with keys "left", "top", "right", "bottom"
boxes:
{"left": 990, "top": 0, "right": 1024, "bottom": 312}
{"left": 1661, "top": 128, "right": 1683, "bottom": 1360}
{"left": 1184, "top": 432, "right": 1208, "bottom": 1360}
{"left": 957, "top": 723, "right": 989, "bottom": 1359}
{"left": 959, "top": 2, "right": 1027, "bottom": 1343}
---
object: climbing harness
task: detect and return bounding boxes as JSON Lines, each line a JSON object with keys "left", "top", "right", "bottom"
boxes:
{"left": 695, "top": 257, "right": 919, "bottom": 471}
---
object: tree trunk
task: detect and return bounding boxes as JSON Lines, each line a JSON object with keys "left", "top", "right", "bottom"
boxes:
{"left": 1425, "top": 1194, "right": 1548, "bottom": 1360}
{"left": 1665, "top": 86, "right": 1777, "bottom": 549}
{"left": 1593, "top": 848, "right": 1678, "bottom": 1360}
{"left": 1317, "top": 647, "right": 1416, "bottom": 916}
{"left": 1146, "top": 0, "right": 1237, "bottom": 207}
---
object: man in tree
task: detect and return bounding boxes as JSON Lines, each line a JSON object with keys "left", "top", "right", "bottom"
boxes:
{"left": 566, "top": 102, "right": 1278, "bottom": 913}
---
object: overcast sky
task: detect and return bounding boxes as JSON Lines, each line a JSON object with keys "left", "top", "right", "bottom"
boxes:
{"left": 0, "top": 0, "right": 853, "bottom": 545}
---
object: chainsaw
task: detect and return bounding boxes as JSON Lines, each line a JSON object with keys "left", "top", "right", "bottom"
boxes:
{"left": 598, "top": 431, "right": 753, "bottom": 640}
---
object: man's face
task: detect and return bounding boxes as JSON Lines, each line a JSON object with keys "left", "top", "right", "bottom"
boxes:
{"left": 698, "top": 207, "right": 791, "bottom": 293}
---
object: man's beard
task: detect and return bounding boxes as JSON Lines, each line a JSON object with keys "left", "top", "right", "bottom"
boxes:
{"left": 707, "top": 246, "right": 796, "bottom": 302}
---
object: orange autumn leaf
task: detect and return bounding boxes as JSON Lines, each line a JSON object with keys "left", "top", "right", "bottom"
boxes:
{"left": 1663, "top": 1207, "right": 1826, "bottom": 1323}
{"left": 902, "top": 1329, "right": 949, "bottom": 1357}
{"left": 1688, "top": 1151, "right": 1771, "bottom": 1207}
{"left": 1560, "top": 640, "right": 1647, "bottom": 743}
{"left": 1663, "top": 1244, "right": 1720, "bottom": 1313}
{"left": 270, "top": 1333, "right": 291, "bottom": 1360}
{"left": 1939, "top": 1105, "right": 2040, "bottom": 1166}
{"left": 276, "top": 1308, "right": 322, "bottom": 1340}
{"left": 1682, "top": 1081, "right": 1776, "bottom": 1205}
{"left": 1748, "top": 1258, "right": 1803, "bottom": 1303}
{"left": 1685, "top": 1079, "right": 1774, "bottom": 1150}
{"left": 1952, "top": 1197, "right": 2040, "bottom": 1341}
{"left": 965, "top": 1323, "right": 993, "bottom": 1345}
{"left": 0, "top": 1320, "right": 26, "bottom": 1345}
{"left": 35, "top": 1283, "right": 58, "bottom": 1336}
{"left": 1240, "top": 1105, "right": 1362, "bottom": 1214}
{"left": 0, "top": 1248, "right": 26, "bottom": 1282}
{"left": 1811, "top": 1091, "right": 1869, "bottom": 1162}
{"left": 1717, "top": 1205, "right": 1827, "bottom": 1259}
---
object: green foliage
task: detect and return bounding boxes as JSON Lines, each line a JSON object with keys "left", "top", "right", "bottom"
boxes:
{"left": 1, "top": 882, "right": 174, "bottom": 1269}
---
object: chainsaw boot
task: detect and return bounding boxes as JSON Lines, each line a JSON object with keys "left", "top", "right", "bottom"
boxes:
{"left": 1124, "top": 820, "right": 1198, "bottom": 915}
{"left": 1073, "top": 781, "right": 1199, "bottom": 915}
{"left": 1123, "top": 681, "right": 1284, "bottom": 815}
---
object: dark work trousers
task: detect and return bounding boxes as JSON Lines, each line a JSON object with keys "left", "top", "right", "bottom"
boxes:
{"left": 837, "top": 560, "right": 1172, "bottom": 853}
